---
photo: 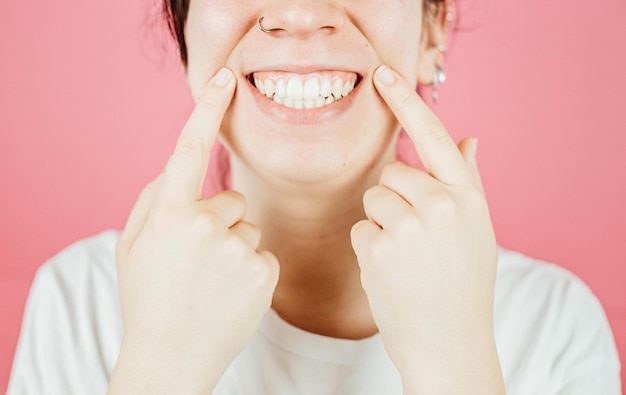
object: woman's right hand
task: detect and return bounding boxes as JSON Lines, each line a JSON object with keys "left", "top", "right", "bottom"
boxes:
{"left": 108, "top": 68, "right": 280, "bottom": 395}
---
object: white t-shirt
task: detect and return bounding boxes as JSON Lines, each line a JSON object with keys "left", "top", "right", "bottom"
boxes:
{"left": 7, "top": 230, "right": 622, "bottom": 394}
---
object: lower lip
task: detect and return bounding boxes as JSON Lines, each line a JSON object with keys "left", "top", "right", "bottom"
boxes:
{"left": 246, "top": 78, "right": 362, "bottom": 125}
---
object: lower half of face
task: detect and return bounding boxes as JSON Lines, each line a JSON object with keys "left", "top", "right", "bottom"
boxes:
{"left": 220, "top": 74, "right": 400, "bottom": 184}
{"left": 185, "top": 0, "right": 424, "bottom": 185}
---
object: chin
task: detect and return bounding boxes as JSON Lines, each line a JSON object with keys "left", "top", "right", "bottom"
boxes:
{"left": 221, "top": 85, "right": 398, "bottom": 186}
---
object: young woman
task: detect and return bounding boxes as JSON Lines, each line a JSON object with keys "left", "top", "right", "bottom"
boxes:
{"left": 8, "top": 0, "right": 621, "bottom": 394}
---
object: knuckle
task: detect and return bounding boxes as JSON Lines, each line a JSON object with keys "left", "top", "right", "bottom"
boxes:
{"left": 138, "top": 177, "right": 161, "bottom": 202}
{"left": 465, "top": 186, "right": 485, "bottom": 205}
{"left": 194, "top": 209, "right": 224, "bottom": 235}
{"left": 259, "top": 251, "right": 280, "bottom": 275}
{"left": 387, "top": 160, "right": 406, "bottom": 172}
{"left": 363, "top": 185, "right": 385, "bottom": 206}
{"left": 463, "top": 186, "right": 488, "bottom": 212}
{"left": 474, "top": 174, "right": 485, "bottom": 194}
{"left": 398, "top": 87, "right": 416, "bottom": 109}
{"left": 224, "top": 234, "right": 245, "bottom": 254}
{"left": 380, "top": 161, "right": 405, "bottom": 183}
{"left": 426, "top": 190, "right": 456, "bottom": 219}
{"left": 248, "top": 225, "right": 262, "bottom": 243}
{"left": 237, "top": 221, "right": 260, "bottom": 237}
{"left": 174, "top": 135, "right": 206, "bottom": 159}
{"left": 395, "top": 212, "right": 421, "bottom": 233}
{"left": 147, "top": 207, "right": 191, "bottom": 240}
{"left": 350, "top": 221, "right": 370, "bottom": 247}
{"left": 137, "top": 189, "right": 155, "bottom": 206}
{"left": 223, "top": 189, "right": 246, "bottom": 207}
{"left": 149, "top": 207, "right": 175, "bottom": 231}
{"left": 197, "top": 93, "right": 219, "bottom": 113}
{"left": 252, "top": 256, "right": 277, "bottom": 286}
{"left": 424, "top": 122, "right": 450, "bottom": 145}
{"left": 369, "top": 235, "right": 392, "bottom": 261}
{"left": 209, "top": 190, "right": 246, "bottom": 215}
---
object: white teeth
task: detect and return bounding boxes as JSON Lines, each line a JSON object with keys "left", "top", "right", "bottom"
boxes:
{"left": 332, "top": 79, "right": 343, "bottom": 100}
{"left": 255, "top": 78, "right": 265, "bottom": 95}
{"left": 320, "top": 77, "right": 332, "bottom": 98}
{"left": 303, "top": 77, "right": 320, "bottom": 100}
{"left": 275, "top": 79, "right": 286, "bottom": 98}
{"left": 286, "top": 77, "right": 303, "bottom": 100}
{"left": 253, "top": 74, "right": 357, "bottom": 109}
{"left": 341, "top": 81, "right": 352, "bottom": 97}
{"left": 264, "top": 79, "right": 275, "bottom": 98}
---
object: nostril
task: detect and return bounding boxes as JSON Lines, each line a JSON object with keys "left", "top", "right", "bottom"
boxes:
{"left": 259, "top": 4, "right": 344, "bottom": 39}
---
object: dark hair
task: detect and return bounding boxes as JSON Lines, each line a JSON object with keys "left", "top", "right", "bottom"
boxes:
{"left": 163, "top": 0, "right": 447, "bottom": 67}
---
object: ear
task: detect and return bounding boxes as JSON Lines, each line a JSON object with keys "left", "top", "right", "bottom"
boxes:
{"left": 417, "top": 1, "right": 450, "bottom": 86}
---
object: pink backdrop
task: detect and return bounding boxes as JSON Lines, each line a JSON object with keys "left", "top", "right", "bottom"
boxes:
{"left": 1, "top": 0, "right": 624, "bottom": 391}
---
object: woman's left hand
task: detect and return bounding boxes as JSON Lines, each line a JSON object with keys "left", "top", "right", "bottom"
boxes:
{"left": 351, "top": 65, "right": 505, "bottom": 394}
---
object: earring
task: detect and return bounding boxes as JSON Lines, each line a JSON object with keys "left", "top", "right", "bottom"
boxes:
{"left": 432, "top": 65, "right": 446, "bottom": 103}
{"left": 446, "top": 12, "right": 454, "bottom": 29}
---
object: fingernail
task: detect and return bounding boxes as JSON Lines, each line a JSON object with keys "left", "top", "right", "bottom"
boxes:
{"left": 211, "top": 67, "right": 233, "bottom": 88}
{"left": 375, "top": 65, "right": 396, "bottom": 86}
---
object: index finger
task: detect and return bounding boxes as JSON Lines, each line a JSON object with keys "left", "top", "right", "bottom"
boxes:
{"left": 158, "top": 67, "right": 236, "bottom": 205}
{"left": 373, "top": 65, "right": 471, "bottom": 185}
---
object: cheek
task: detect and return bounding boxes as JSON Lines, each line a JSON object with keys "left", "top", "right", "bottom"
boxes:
{"left": 354, "top": 1, "right": 423, "bottom": 85}
{"left": 185, "top": 1, "right": 257, "bottom": 98}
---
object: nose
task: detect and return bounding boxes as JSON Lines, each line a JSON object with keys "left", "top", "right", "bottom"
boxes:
{"left": 259, "top": 0, "right": 345, "bottom": 39}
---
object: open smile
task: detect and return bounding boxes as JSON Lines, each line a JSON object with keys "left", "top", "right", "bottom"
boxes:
{"left": 246, "top": 71, "right": 363, "bottom": 110}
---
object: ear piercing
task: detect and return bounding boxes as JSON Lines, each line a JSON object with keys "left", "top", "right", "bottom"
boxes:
{"left": 446, "top": 12, "right": 454, "bottom": 29}
{"left": 432, "top": 65, "right": 446, "bottom": 104}
{"left": 433, "top": 65, "right": 446, "bottom": 86}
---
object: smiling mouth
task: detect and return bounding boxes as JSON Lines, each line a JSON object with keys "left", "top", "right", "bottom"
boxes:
{"left": 247, "top": 71, "right": 363, "bottom": 110}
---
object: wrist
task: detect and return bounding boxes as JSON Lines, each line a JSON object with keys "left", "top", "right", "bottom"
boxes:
{"left": 107, "top": 336, "right": 223, "bottom": 395}
{"left": 397, "top": 336, "right": 505, "bottom": 395}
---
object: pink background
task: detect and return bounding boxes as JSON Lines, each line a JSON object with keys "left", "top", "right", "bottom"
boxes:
{"left": 1, "top": 0, "right": 625, "bottom": 391}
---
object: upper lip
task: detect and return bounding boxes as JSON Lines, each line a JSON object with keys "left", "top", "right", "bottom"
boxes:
{"left": 243, "top": 63, "right": 365, "bottom": 78}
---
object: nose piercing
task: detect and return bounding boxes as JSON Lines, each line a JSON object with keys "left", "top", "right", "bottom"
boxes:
{"left": 258, "top": 17, "right": 274, "bottom": 33}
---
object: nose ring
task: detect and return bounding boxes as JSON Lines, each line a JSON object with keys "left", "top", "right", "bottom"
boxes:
{"left": 258, "top": 16, "right": 274, "bottom": 33}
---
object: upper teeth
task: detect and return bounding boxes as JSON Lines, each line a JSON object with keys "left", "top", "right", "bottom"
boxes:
{"left": 253, "top": 73, "right": 357, "bottom": 109}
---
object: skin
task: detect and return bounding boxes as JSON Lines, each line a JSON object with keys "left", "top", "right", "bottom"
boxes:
{"left": 108, "top": 0, "right": 506, "bottom": 394}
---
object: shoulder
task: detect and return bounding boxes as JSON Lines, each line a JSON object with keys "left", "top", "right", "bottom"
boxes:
{"left": 8, "top": 230, "right": 122, "bottom": 395}
{"left": 494, "top": 247, "right": 600, "bottom": 317}
{"left": 494, "top": 247, "right": 621, "bottom": 394}
{"left": 36, "top": 228, "right": 119, "bottom": 282}
{"left": 495, "top": 247, "right": 612, "bottom": 332}
{"left": 30, "top": 229, "right": 121, "bottom": 316}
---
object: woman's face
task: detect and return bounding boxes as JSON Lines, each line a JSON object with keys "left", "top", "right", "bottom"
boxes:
{"left": 185, "top": 0, "right": 429, "bottom": 185}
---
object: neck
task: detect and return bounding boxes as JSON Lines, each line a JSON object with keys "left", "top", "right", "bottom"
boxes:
{"left": 230, "top": 153, "right": 393, "bottom": 339}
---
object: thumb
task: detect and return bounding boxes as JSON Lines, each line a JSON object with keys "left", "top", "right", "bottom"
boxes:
{"left": 457, "top": 137, "right": 484, "bottom": 194}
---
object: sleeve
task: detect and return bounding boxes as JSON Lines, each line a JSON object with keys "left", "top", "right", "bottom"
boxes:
{"left": 552, "top": 276, "right": 622, "bottom": 395}
{"left": 7, "top": 232, "right": 122, "bottom": 395}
